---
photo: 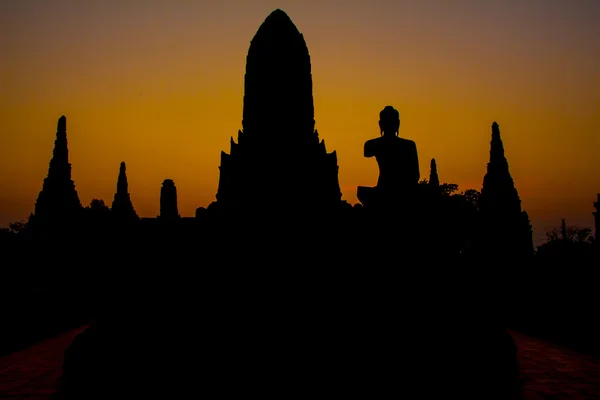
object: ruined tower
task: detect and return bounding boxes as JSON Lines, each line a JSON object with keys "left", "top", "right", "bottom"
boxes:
{"left": 159, "top": 179, "right": 179, "bottom": 220}
{"left": 479, "top": 122, "right": 533, "bottom": 258}
{"left": 34, "top": 115, "right": 82, "bottom": 222}
{"left": 429, "top": 158, "right": 440, "bottom": 189}
{"left": 215, "top": 9, "right": 342, "bottom": 215}
{"left": 111, "top": 162, "right": 138, "bottom": 221}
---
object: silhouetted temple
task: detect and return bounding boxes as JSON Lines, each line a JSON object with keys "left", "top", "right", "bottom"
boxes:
{"left": 214, "top": 9, "right": 342, "bottom": 214}
{"left": 479, "top": 122, "right": 533, "bottom": 258}
{"left": 429, "top": 158, "right": 440, "bottom": 189}
{"left": 24, "top": 9, "right": 538, "bottom": 400}
{"left": 111, "top": 162, "right": 138, "bottom": 221}
{"left": 159, "top": 179, "right": 179, "bottom": 220}
{"left": 33, "top": 116, "right": 82, "bottom": 223}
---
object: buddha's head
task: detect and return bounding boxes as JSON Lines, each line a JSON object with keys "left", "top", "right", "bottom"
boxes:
{"left": 379, "top": 106, "right": 400, "bottom": 137}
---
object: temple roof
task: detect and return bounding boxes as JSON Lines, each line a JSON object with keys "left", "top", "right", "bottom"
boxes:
{"left": 57, "top": 115, "right": 66, "bottom": 132}
{"left": 250, "top": 9, "right": 302, "bottom": 48}
{"left": 243, "top": 8, "right": 314, "bottom": 136}
{"left": 260, "top": 9, "right": 297, "bottom": 33}
{"left": 266, "top": 9, "right": 291, "bottom": 21}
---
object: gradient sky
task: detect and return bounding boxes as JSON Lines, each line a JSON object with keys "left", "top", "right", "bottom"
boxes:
{"left": 1, "top": 0, "right": 599, "bottom": 245}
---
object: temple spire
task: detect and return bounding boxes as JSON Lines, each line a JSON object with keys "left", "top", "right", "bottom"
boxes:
{"left": 111, "top": 162, "right": 138, "bottom": 221}
{"left": 490, "top": 122, "right": 506, "bottom": 165}
{"left": 429, "top": 158, "right": 440, "bottom": 188}
{"left": 34, "top": 115, "right": 82, "bottom": 222}
{"left": 117, "top": 162, "right": 128, "bottom": 193}
{"left": 54, "top": 116, "right": 68, "bottom": 161}
{"left": 214, "top": 9, "right": 342, "bottom": 213}
{"left": 50, "top": 116, "right": 70, "bottom": 179}
{"left": 478, "top": 121, "right": 533, "bottom": 258}
{"left": 243, "top": 8, "right": 315, "bottom": 138}
{"left": 481, "top": 122, "right": 517, "bottom": 210}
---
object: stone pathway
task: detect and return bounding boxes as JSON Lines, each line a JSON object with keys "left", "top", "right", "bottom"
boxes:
{"left": 0, "top": 326, "right": 86, "bottom": 399}
{"left": 0, "top": 327, "right": 598, "bottom": 399}
{"left": 513, "top": 331, "right": 600, "bottom": 399}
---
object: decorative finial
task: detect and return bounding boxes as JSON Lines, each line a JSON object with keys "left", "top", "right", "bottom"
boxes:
{"left": 492, "top": 121, "right": 500, "bottom": 135}
{"left": 57, "top": 115, "right": 66, "bottom": 132}
{"left": 429, "top": 158, "right": 440, "bottom": 188}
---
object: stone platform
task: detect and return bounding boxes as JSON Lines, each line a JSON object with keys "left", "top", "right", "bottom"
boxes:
{"left": 0, "top": 326, "right": 599, "bottom": 399}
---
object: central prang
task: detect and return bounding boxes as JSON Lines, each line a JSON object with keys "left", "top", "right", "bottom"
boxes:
{"left": 214, "top": 9, "right": 342, "bottom": 214}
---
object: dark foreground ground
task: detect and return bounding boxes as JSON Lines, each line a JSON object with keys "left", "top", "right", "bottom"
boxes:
{"left": 1, "top": 326, "right": 599, "bottom": 399}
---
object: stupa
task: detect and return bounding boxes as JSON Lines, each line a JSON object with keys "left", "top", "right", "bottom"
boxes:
{"left": 479, "top": 122, "right": 533, "bottom": 258}
{"left": 111, "top": 162, "right": 138, "bottom": 221}
{"left": 159, "top": 179, "right": 180, "bottom": 220}
{"left": 34, "top": 115, "right": 82, "bottom": 223}
{"left": 214, "top": 9, "right": 342, "bottom": 214}
{"left": 429, "top": 158, "right": 440, "bottom": 189}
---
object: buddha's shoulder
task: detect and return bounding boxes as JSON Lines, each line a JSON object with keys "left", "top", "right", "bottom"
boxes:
{"left": 396, "top": 137, "right": 417, "bottom": 147}
{"left": 364, "top": 137, "right": 383, "bottom": 149}
{"left": 365, "top": 137, "right": 383, "bottom": 144}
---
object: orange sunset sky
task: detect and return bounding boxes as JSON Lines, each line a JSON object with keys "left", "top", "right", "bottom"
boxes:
{"left": 1, "top": 0, "right": 599, "bottom": 245}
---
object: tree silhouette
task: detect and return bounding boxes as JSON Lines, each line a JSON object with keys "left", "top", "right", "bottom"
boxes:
{"left": 89, "top": 199, "right": 108, "bottom": 210}
{"left": 8, "top": 220, "right": 27, "bottom": 234}
{"left": 538, "top": 221, "right": 594, "bottom": 259}
{"left": 462, "top": 189, "right": 481, "bottom": 210}
{"left": 419, "top": 180, "right": 460, "bottom": 197}
{"left": 0, "top": 220, "right": 27, "bottom": 241}
{"left": 441, "top": 183, "right": 459, "bottom": 196}
{"left": 85, "top": 199, "right": 111, "bottom": 221}
{"left": 546, "top": 225, "right": 592, "bottom": 244}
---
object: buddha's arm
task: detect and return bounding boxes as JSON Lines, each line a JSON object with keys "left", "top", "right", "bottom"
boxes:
{"left": 364, "top": 139, "right": 377, "bottom": 158}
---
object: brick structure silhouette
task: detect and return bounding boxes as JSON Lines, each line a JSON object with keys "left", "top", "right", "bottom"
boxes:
{"left": 33, "top": 115, "right": 82, "bottom": 224}
{"left": 111, "top": 162, "right": 138, "bottom": 221}
{"left": 214, "top": 9, "right": 342, "bottom": 215}
{"left": 478, "top": 122, "right": 533, "bottom": 259}
{"left": 429, "top": 158, "right": 440, "bottom": 189}
{"left": 159, "top": 179, "right": 179, "bottom": 220}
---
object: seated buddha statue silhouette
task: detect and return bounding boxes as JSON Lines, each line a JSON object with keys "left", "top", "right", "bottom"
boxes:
{"left": 357, "top": 106, "right": 420, "bottom": 209}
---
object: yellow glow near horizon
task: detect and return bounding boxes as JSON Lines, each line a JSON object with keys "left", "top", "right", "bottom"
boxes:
{"left": 1, "top": 1, "right": 599, "bottom": 245}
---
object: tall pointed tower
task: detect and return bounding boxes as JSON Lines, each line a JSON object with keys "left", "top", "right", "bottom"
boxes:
{"left": 111, "top": 162, "right": 138, "bottom": 221}
{"left": 429, "top": 158, "right": 440, "bottom": 189}
{"left": 34, "top": 116, "right": 82, "bottom": 222}
{"left": 215, "top": 9, "right": 342, "bottom": 214}
{"left": 479, "top": 122, "right": 533, "bottom": 258}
